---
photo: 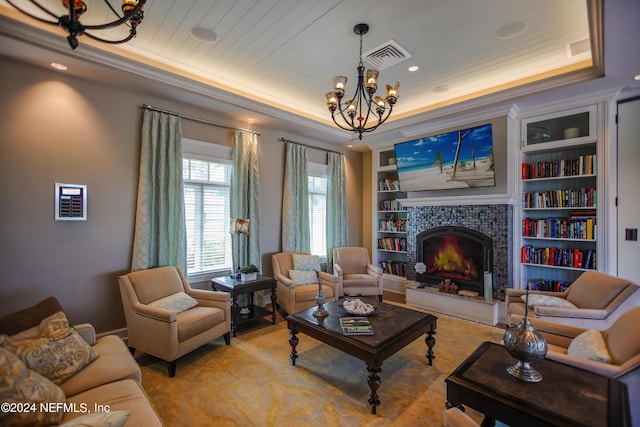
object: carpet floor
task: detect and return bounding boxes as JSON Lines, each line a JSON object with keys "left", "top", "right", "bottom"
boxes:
{"left": 138, "top": 304, "right": 505, "bottom": 427}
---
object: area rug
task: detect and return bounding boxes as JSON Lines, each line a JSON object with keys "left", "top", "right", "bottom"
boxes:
{"left": 139, "top": 306, "right": 505, "bottom": 426}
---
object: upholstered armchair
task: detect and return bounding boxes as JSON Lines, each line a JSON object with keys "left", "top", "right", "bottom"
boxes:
{"left": 527, "top": 306, "right": 640, "bottom": 377}
{"left": 272, "top": 252, "right": 338, "bottom": 314}
{"left": 506, "top": 271, "right": 639, "bottom": 329}
{"left": 333, "top": 247, "right": 383, "bottom": 301}
{"left": 118, "top": 266, "right": 231, "bottom": 377}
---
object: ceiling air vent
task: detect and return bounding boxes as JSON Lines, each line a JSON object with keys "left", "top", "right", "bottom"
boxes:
{"left": 362, "top": 40, "right": 412, "bottom": 70}
{"left": 566, "top": 38, "right": 591, "bottom": 57}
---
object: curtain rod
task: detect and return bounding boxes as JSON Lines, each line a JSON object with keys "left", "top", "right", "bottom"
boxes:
{"left": 279, "top": 138, "right": 343, "bottom": 155}
{"left": 142, "top": 104, "right": 261, "bottom": 136}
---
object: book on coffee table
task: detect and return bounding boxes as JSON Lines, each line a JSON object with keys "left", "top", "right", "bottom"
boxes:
{"left": 340, "top": 317, "right": 374, "bottom": 335}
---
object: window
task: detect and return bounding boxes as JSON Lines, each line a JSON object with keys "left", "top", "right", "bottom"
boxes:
{"left": 182, "top": 140, "right": 232, "bottom": 277}
{"left": 308, "top": 163, "right": 327, "bottom": 258}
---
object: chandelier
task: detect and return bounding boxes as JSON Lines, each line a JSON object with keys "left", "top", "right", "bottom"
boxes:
{"left": 326, "top": 23, "right": 400, "bottom": 140}
{"left": 6, "top": 0, "right": 146, "bottom": 50}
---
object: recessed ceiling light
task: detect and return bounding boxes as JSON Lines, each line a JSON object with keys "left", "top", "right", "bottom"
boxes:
{"left": 191, "top": 26, "right": 217, "bottom": 43}
{"left": 50, "top": 62, "right": 68, "bottom": 71}
{"left": 496, "top": 21, "right": 528, "bottom": 39}
{"left": 433, "top": 85, "right": 450, "bottom": 93}
{"left": 246, "top": 117, "right": 255, "bottom": 123}
{"left": 634, "top": 74, "right": 640, "bottom": 81}
{"left": 347, "top": 145, "right": 354, "bottom": 148}
{"left": 408, "top": 65, "right": 419, "bottom": 72}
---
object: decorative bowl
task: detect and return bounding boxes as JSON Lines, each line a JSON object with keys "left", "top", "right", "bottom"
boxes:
{"left": 341, "top": 298, "right": 377, "bottom": 316}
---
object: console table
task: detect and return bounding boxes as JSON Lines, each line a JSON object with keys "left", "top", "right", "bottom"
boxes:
{"left": 446, "top": 341, "right": 614, "bottom": 427}
{"left": 211, "top": 274, "right": 277, "bottom": 337}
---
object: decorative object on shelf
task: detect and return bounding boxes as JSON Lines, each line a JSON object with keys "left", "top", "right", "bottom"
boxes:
{"left": 230, "top": 218, "right": 250, "bottom": 279}
{"left": 527, "top": 126, "right": 551, "bottom": 143}
{"left": 239, "top": 264, "right": 259, "bottom": 282}
{"left": 6, "top": 0, "right": 146, "bottom": 50}
{"left": 503, "top": 289, "right": 548, "bottom": 382}
{"left": 414, "top": 262, "right": 427, "bottom": 274}
{"left": 312, "top": 278, "right": 329, "bottom": 318}
{"left": 325, "top": 23, "right": 400, "bottom": 140}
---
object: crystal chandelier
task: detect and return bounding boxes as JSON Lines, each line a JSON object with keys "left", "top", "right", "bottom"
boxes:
{"left": 6, "top": 0, "right": 146, "bottom": 49}
{"left": 326, "top": 23, "right": 400, "bottom": 140}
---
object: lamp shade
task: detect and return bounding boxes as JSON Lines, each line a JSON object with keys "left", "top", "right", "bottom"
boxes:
{"left": 230, "top": 218, "right": 249, "bottom": 235}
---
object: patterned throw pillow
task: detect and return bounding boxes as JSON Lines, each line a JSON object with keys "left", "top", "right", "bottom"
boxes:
{"left": 567, "top": 328, "right": 612, "bottom": 363}
{"left": 288, "top": 270, "right": 318, "bottom": 286}
{"left": 9, "top": 312, "right": 98, "bottom": 385}
{"left": 292, "top": 254, "right": 321, "bottom": 272}
{"left": 0, "top": 344, "right": 66, "bottom": 427}
{"left": 148, "top": 292, "right": 198, "bottom": 313}
{"left": 521, "top": 294, "right": 577, "bottom": 308}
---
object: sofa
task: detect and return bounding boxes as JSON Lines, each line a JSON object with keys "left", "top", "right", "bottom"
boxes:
{"left": 506, "top": 271, "right": 639, "bottom": 329}
{"left": 526, "top": 306, "right": 640, "bottom": 377}
{"left": 0, "top": 297, "right": 162, "bottom": 426}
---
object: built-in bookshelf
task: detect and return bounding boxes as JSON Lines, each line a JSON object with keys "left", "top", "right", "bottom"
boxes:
{"left": 373, "top": 148, "right": 408, "bottom": 280}
{"left": 519, "top": 104, "right": 600, "bottom": 291}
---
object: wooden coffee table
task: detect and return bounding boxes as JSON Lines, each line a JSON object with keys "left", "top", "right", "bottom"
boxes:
{"left": 286, "top": 298, "right": 437, "bottom": 414}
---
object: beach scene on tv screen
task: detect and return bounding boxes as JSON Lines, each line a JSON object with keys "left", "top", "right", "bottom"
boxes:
{"left": 394, "top": 123, "right": 496, "bottom": 191}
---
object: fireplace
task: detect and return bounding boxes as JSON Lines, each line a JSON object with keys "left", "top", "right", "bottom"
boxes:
{"left": 415, "top": 226, "right": 493, "bottom": 295}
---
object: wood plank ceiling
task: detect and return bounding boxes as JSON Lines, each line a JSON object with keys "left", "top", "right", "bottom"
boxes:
{"left": 0, "top": 0, "right": 597, "bottom": 138}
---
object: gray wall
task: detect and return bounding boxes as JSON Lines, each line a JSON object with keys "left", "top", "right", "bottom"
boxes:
{"left": 0, "top": 57, "right": 363, "bottom": 333}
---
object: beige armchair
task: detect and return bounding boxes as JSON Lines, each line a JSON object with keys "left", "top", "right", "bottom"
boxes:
{"left": 272, "top": 252, "right": 338, "bottom": 314}
{"left": 506, "top": 271, "right": 639, "bottom": 329}
{"left": 333, "top": 247, "right": 383, "bottom": 301}
{"left": 118, "top": 266, "right": 231, "bottom": 377}
{"left": 527, "top": 306, "right": 640, "bottom": 377}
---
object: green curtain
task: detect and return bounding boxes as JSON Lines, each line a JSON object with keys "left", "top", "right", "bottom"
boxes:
{"left": 231, "top": 131, "right": 261, "bottom": 271}
{"left": 281, "top": 142, "right": 310, "bottom": 252}
{"left": 326, "top": 151, "right": 348, "bottom": 272}
{"left": 131, "top": 110, "right": 186, "bottom": 272}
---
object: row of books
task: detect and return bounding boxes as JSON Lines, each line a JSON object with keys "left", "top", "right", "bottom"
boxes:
{"left": 522, "top": 187, "right": 596, "bottom": 209}
{"left": 526, "top": 279, "right": 571, "bottom": 292}
{"left": 522, "top": 155, "right": 596, "bottom": 179}
{"left": 522, "top": 217, "right": 596, "bottom": 240}
{"left": 378, "top": 178, "right": 400, "bottom": 191}
{"left": 379, "top": 199, "right": 405, "bottom": 211}
{"left": 379, "top": 260, "right": 407, "bottom": 276}
{"left": 378, "top": 218, "right": 407, "bottom": 232}
{"left": 521, "top": 246, "right": 596, "bottom": 270}
{"left": 378, "top": 237, "right": 407, "bottom": 252}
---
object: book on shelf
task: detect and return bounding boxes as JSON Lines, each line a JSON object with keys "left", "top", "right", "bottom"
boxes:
{"left": 340, "top": 317, "right": 374, "bottom": 335}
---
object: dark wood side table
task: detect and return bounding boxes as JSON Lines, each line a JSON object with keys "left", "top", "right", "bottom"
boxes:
{"left": 446, "top": 341, "right": 611, "bottom": 427}
{"left": 211, "top": 274, "right": 277, "bottom": 337}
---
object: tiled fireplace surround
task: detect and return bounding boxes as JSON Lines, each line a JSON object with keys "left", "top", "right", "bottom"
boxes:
{"left": 406, "top": 204, "right": 514, "bottom": 300}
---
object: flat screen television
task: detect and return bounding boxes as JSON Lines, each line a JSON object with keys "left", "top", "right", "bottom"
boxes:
{"left": 393, "top": 123, "right": 495, "bottom": 191}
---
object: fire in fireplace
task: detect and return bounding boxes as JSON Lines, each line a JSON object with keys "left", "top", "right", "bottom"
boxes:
{"left": 416, "top": 226, "right": 493, "bottom": 295}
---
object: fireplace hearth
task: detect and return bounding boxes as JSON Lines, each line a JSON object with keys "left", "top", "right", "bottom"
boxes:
{"left": 416, "top": 225, "right": 493, "bottom": 296}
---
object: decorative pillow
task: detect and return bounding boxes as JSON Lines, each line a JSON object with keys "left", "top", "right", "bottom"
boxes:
{"left": 9, "top": 312, "right": 98, "bottom": 385}
{"left": 57, "top": 410, "right": 130, "bottom": 427}
{"left": 521, "top": 294, "right": 577, "bottom": 308}
{"left": 0, "top": 297, "right": 64, "bottom": 337}
{"left": 0, "top": 345, "right": 66, "bottom": 427}
{"left": 148, "top": 292, "right": 198, "bottom": 313}
{"left": 567, "top": 328, "right": 612, "bottom": 363}
{"left": 288, "top": 270, "right": 318, "bottom": 286}
{"left": 292, "top": 254, "right": 321, "bottom": 272}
